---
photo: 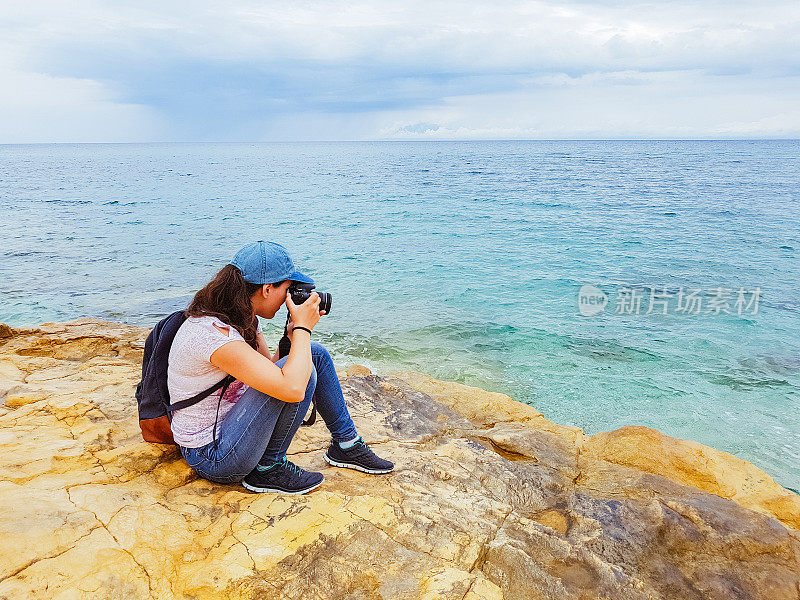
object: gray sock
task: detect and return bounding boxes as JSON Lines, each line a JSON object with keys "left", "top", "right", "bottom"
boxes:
{"left": 338, "top": 435, "right": 361, "bottom": 449}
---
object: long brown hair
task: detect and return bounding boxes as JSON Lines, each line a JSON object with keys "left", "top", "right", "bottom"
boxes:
{"left": 185, "top": 264, "right": 264, "bottom": 350}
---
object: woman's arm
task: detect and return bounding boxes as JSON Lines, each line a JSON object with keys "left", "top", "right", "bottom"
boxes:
{"left": 255, "top": 329, "right": 287, "bottom": 363}
{"left": 210, "top": 334, "right": 311, "bottom": 403}
{"left": 209, "top": 292, "right": 321, "bottom": 402}
{"left": 255, "top": 330, "right": 273, "bottom": 361}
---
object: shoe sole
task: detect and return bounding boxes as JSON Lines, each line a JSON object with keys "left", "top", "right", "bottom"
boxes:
{"left": 241, "top": 477, "right": 324, "bottom": 495}
{"left": 324, "top": 453, "right": 394, "bottom": 474}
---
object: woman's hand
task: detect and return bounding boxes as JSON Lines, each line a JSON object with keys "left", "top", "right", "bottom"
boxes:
{"left": 285, "top": 313, "right": 326, "bottom": 336}
{"left": 285, "top": 291, "right": 325, "bottom": 336}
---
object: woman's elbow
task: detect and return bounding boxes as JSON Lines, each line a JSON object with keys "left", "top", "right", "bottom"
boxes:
{"left": 288, "top": 368, "right": 316, "bottom": 403}
{"left": 286, "top": 379, "right": 309, "bottom": 403}
{"left": 287, "top": 388, "right": 306, "bottom": 404}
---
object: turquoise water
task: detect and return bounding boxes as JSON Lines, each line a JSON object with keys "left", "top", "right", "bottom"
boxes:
{"left": 1, "top": 141, "right": 799, "bottom": 490}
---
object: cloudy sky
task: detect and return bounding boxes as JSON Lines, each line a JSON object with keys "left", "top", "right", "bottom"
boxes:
{"left": 1, "top": 1, "right": 798, "bottom": 142}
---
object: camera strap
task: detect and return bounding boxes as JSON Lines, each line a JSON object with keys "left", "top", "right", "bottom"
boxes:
{"left": 279, "top": 313, "right": 317, "bottom": 427}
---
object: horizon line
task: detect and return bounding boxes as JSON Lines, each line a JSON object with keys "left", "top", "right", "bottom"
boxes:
{"left": 2, "top": 137, "right": 799, "bottom": 145}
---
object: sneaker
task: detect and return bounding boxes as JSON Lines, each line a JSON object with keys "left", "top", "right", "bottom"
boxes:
{"left": 323, "top": 437, "right": 395, "bottom": 474}
{"left": 242, "top": 457, "right": 324, "bottom": 494}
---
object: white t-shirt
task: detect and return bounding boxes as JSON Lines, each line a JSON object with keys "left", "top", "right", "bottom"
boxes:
{"left": 167, "top": 315, "right": 263, "bottom": 448}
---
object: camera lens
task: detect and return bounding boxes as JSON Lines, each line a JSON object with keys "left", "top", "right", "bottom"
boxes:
{"left": 318, "top": 292, "right": 332, "bottom": 315}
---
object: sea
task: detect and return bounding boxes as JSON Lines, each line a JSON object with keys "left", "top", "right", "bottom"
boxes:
{"left": 1, "top": 140, "right": 798, "bottom": 490}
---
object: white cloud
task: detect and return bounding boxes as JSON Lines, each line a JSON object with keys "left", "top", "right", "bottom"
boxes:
{"left": 376, "top": 70, "right": 800, "bottom": 139}
{"left": 0, "top": 57, "right": 164, "bottom": 143}
{"left": 0, "top": 0, "right": 798, "bottom": 141}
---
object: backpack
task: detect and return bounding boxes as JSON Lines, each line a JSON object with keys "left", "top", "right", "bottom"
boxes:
{"left": 135, "top": 310, "right": 234, "bottom": 445}
{"left": 135, "top": 310, "right": 315, "bottom": 445}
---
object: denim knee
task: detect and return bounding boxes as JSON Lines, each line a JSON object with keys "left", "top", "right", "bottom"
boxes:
{"left": 310, "top": 341, "right": 331, "bottom": 361}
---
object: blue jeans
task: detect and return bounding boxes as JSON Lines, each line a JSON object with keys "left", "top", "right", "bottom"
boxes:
{"left": 178, "top": 341, "right": 359, "bottom": 485}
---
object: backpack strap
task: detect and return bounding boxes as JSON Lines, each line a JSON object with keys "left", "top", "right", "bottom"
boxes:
{"left": 166, "top": 374, "right": 235, "bottom": 413}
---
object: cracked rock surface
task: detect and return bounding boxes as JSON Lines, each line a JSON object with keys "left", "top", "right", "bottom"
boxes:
{"left": 1, "top": 318, "right": 799, "bottom": 599}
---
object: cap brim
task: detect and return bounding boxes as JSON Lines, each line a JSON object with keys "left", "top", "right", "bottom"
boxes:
{"left": 287, "top": 270, "right": 314, "bottom": 284}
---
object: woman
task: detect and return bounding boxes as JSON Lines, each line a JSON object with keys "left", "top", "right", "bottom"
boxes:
{"left": 167, "top": 240, "right": 394, "bottom": 494}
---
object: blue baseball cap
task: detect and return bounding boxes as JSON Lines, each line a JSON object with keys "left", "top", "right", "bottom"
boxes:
{"left": 229, "top": 240, "right": 314, "bottom": 285}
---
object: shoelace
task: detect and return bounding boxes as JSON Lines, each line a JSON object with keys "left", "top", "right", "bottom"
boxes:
{"left": 341, "top": 438, "right": 371, "bottom": 457}
{"left": 283, "top": 458, "right": 305, "bottom": 476}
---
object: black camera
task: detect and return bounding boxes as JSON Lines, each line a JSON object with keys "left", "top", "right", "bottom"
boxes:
{"left": 277, "top": 282, "right": 333, "bottom": 395}
{"left": 288, "top": 281, "right": 332, "bottom": 315}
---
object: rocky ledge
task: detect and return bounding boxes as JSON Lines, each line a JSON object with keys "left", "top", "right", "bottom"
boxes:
{"left": 1, "top": 318, "right": 799, "bottom": 600}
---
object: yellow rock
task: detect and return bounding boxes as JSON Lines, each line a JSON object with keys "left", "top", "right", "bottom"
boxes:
{"left": 388, "top": 369, "right": 800, "bottom": 532}
{"left": 581, "top": 425, "right": 800, "bottom": 530}
{"left": 346, "top": 364, "right": 373, "bottom": 376}
{"left": 1, "top": 318, "right": 799, "bottom": 600}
